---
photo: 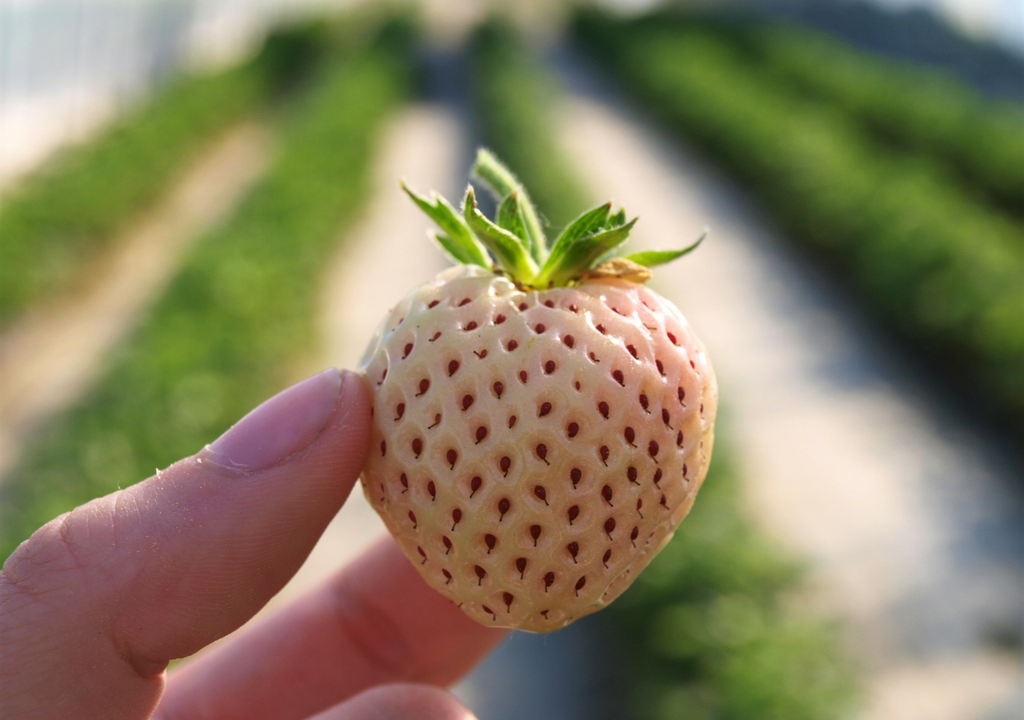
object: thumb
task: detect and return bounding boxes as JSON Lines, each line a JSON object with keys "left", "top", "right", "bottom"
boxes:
{"left": 0, "top": 368, "right": 372, "bottom": 720}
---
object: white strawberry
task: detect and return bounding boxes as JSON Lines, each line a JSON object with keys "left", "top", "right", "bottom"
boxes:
{"left": 358, "top": 150, "right": 716, "bottom": 632}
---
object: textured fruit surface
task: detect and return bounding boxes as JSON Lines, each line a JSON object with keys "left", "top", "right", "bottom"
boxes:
{"left": 359, "top": 264, "right": 717, "bottom": 632}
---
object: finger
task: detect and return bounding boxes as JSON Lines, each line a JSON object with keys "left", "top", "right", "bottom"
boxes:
{"left": 156, "top": 538, "right": 505, "bottom": 720}
{"left": 308, "top": 684, "right": 477, "bottom": 720}
{"left": 0, "top": 368, "right": 371, "bottom": 720}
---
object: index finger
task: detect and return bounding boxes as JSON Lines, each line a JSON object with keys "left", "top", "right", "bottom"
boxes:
{"left": 155, "top": 537, "right": 504, "bottom": 720}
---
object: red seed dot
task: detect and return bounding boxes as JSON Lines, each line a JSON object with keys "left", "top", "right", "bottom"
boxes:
{"left": 637, "top": 498, "right": 644, "bottom": 514}
{"left": 396, "top": 403, "right": 405, "bottom": 420}
{"left": 443, "top": 536, "right": 452, "bottom": 553}
{"left": 475, "top": 348, "right": 488, "bottom": 359}
{"left": 447, "top": 449, "right": 458, "bottom": 468}
{"left": 683, "top": 463, "right": 689, "bottom": 477}
{"left": 465, "top": 321, "right": 478, "bottom": 331}
{"left": 519, "top": 302, "right": 528, "bottom": 311}
{"left": 624, "top": 427, "right": 636, "bottom": 445}
{"left": 519, "top": 371, "right": 528, "bottom": 384}
{"left": 575, "top": 576, "right": 587, "bottom": 594}
{"left": 476, "top": 426, "right": 488, "bottom": 444}
{"left": 412, "top": 438, "right": 423, "bottom": 457}
{"left": 536, "top": 444, "right": 549, "bottom": 463}
{"left": 678, "top": 387, "right": 686, "bottom": 403}
{"left": 493, "top": 381, "right": 504, "bottom": 398}
{"left": 507, "top": 339, "right": 519, "bottom": 351}
{"left": 443, "top": 569, "right": 452, "bottom": 582}
{"left": 470, "top": 476, "right": 482, "bottom": 496}
{"left": 600, "top": 446, "right": 610, "bottom": 465}
{"left": 649, "top": 441, "right": 659, "bottom": 458}
{"left": 530, "top": 525, "right": 542, "bottom": 545}
{"left": 660, "top": 494, "right": 668, "bottom": 507}
{"left": 534, "top": 486, "right": 548, "bottom": 503}
{"left": 516, "top": 557, "right": 527, "bottom": 577}
{"left": 656, "top": 359, "right": 665, "bottom": 375}
{"left": 662, "top": 409, "right": 671, "bottom": 425}
{"left": 428, "top": 412, "right": 441, "bottom": 429}
{"left": 459, "top": 298, "right": 471, "bottom": 307}
{"left": 627, "top": 466, "right": 638, "bottom": 483}
{"left": 380, "top": 440, "right": 387, "bottom": 456}
{"left": 589, "top": 352, "right": 599, "bottom": 362}
{"left": 508, "top": 415, "right": 517, "bottom": 429}
{"left": 667, "top": 331, "right": 679, "bottom": 345}
{"left": 544, "top": 572, "right": 555, "bottom": 589}
{"left": 677, "top": 430, "right": 684, "bottom": 447}
{"left": 539, "top": 402, "right": 552, "bottom": 417}
{"left": 495, "top": 314, "right": 506, "bottom": 324}
{"left": 418, "top": 546, "right": 427, "bottom": 560}
{"left": 500, "top": 456, "right": 511, "bottom": 476}
{"left": 627, "top": 344, "right": 638, "bottom": 358}
{"left": 462, "top": 394, "right": 474, "bottom": 411}
{"left": 483, "top": 605, "right": 494, "bottom": 616}
{"left": 452, "top": 508, "right": 462, "bottom": 527}
{"left": 596, "top": 324, "right": 606, "bottom": 334}
{"left": 475, "top": 565, "right": 486, "bottom": 583}
{"left": 448, "top": 360, "right": 460, "bottom": 376}
{"left": 630, "top": 526, "right": 639, "bottom": 543}
{"left": 545, "top": 300, "right": 555, "bottom": 308}
{"left": 569, "top": 304, "right": 578, "bottom": 312}
{"left": 602, "top": 485, "right": 613, "bottom": 504}
{"left": 639, "top": 394, "right": 649, "bottom": 411}
{"left": 403, "top": 343, "right": 413, "bottom": 358}
{"left": 498, "top": 498, "right": 511, "bottom": 518}
{"left": 503, "top": 592, "right": 514, "bottom": 610}
{"left": 428, "top": 300, "right": 440, "bottom": 308}
{"left": 563, "top": 335, "right": 575, "bottom": 348}
{"left": 575, "top": 381, "right": 581, "bottom": 390}
{"left": 567, "top": 422, "right": 579, "bottom": 438}
{"left": 430, "top": 331, "right": 442, "bottom": 341}
{"left": 485, "top": 534, "right": 497, "bottom": 552}
{"left": 598, "top": 401, "right": 610, "bottom": 419}
{"left": 400, "top": 473, "right": 409, "bottom": 491}
{"left": 427, "top": 481, "right": 436, "bottom": 500}
{"left": 654, "top": 468, "right": 663, "bottom": 486}
{"left": 408, "top": 510, "right": 417, "bottom": 525}
{"left": 418, "top": 379, "right": 430, "bottom": 395}
{"left": 568, "top": 542, "right": 579, "bottom": 560}
{"left": 535, "top": 324, "right": 546, "bottom": 334}
{"left": 568, "top": 505, "right": 580, "bottom": 524}
{"left": 613, "top": 370, "right": 625, "bottom": 385}
{"left": 603, "top": 549, "right": 612, "bottom": 567}
{"left": 545, "top": 360, "right": 556, "bottom": 374}
{"left": 604, "top": 518, "right": 616, "bottom": 537}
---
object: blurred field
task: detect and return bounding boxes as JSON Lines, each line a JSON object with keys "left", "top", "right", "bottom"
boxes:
{"left": 1, "top": 3, "right": 1023, "bottom": 720}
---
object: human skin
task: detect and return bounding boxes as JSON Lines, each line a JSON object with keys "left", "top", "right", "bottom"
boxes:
{"left": 0, "top": 369, "right": 505, "bottom": 720}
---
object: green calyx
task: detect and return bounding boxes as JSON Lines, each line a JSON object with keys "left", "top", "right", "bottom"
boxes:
{"left": 402, "top": 148, "right": 705, "bottom": 288}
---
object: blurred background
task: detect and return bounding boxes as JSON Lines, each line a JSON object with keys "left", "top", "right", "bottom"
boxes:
{"left": 1, "top": 1, "right": 1023, "bottom": 719}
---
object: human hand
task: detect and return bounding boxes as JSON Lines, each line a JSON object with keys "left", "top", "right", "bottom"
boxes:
{"left": 0, "top": 369, "right": 505, "bottom": 720}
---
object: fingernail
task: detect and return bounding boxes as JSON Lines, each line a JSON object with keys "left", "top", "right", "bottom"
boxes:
{"left": 203, "top": 368, "right": 343, "bottom": 471}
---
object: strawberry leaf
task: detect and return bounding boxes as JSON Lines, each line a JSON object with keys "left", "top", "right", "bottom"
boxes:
{"left": 624, "top": 230, "right": 707, "bottom": 267}
{"left": 545, "top": 202, "right": 612, "bottom": 273}
{"left": 496, "top": 191, "right": 528, "bottom": 245}
{"left": 402, "top": 181, "right": 490, "bottom": 268}
{"left": 472, "top": 148, "right": 546, "bottom": 263}
{"left": 537, "top": 218, "right": 637, "bottom": 286}
{"left": 463, "top": 186, "right": 538, "bottom": 282}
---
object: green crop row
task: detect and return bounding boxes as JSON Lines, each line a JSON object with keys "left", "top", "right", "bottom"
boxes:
{"left": 0, "top": 19, "right": 413, "bottom": 560}
{"left": 574, "top": 10, "right": 1024, "bottom": 431}
{"left": 472, "top": 19, "right": 856, "bottom": 720}
{"left": 742, "top": 24, "right": 1024, "bottom": 219}
{"left": 0, "top": 21, "right": 333, "bottom": 329}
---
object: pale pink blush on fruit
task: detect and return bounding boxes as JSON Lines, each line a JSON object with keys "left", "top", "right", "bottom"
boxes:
{"left": 359, "top": 265, "right": 716, "bottom": 632}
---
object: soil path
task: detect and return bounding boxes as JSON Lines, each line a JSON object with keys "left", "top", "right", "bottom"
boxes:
{"left": 0, "top": 124, "right": 270, "bottom": 484}
{"left": 261, "top": 104, "right": 458, "bottom": 608}
{"left": 554, "top": 52, "right": 1024, "bottom": 720}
